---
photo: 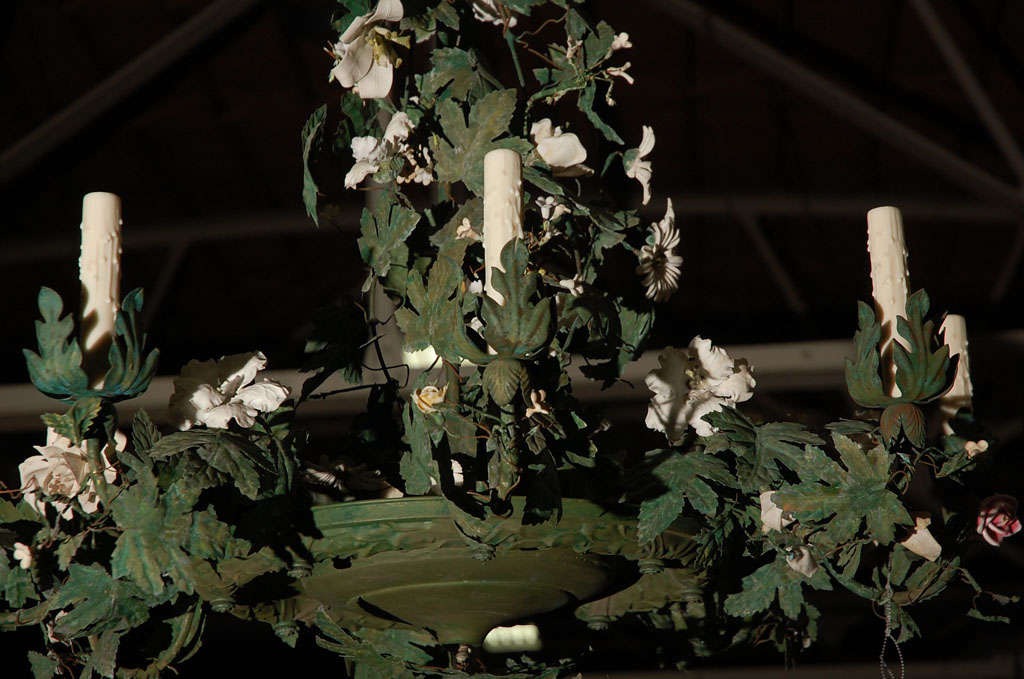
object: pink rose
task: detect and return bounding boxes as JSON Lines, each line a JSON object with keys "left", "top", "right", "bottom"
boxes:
{"left": 976, "top": 495, "right": 1023, "bottom": 547}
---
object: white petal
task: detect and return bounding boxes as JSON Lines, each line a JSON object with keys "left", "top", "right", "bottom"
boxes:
{"left": 759, "top": 491, "right": 794, "bottom": 533}
{"left": 537, "top": 133, "right": 587, "bottom": 169}
{"left": 786, "top": 546, "right": 819, "bottom": 577}
{"left": 345, "top": 160, "right": 380, "bottom": 189}
{"left": 690, "top": 336, "right": 735, "bottom": 382}
{"left": 713, "top": 365, "right": 756, "bottom": 403}
{"left": 217, "top": 352, "right": 267, "bottom": 393}
{"left": 198, "top": 403, "right": 248, "bottom": 430}
{"left": 354, "top": 59, "right": 394, "bottom": 100}
{"left": 637, "top": 125, "right": 655, "bottom": 157}
{"left": 687, "top": 394, "right": 726, "bottom": 437}
{"left": 530, "top": 119, "right": 554, "bottom": 143}
{"left": 234, "top": 380, "right": 290, "bottom": 413}
{"left": 351, "top": 136, "right": 381, "bottom": 162}
{"left": 335, "top": 36, "right": 375, "bottom": 89}
{"left": 367, "top": 0, "right": 404, "bottom": 24}
{"left": 644, "top": 347, "right": 689, "bottom": 399}
{"left": 383, "top": 112, "right": 414, "bottom": 145}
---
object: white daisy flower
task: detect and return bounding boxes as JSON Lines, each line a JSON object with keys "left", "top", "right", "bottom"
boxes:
{"left": 635, "top": 199, "right": 682, "bottom": 302}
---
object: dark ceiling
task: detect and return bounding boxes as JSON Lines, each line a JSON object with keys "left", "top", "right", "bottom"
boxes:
{"left": 3, "top": 0, "right": 1024, "bottom": 385}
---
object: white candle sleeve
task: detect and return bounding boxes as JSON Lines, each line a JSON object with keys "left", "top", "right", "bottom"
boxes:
{"left": 79, "top": 192, "right": 123, "bottom": 387}
{"left": 482, "top": 149, "right": 523, "bottom": 305}
{"left": 866, "top": 206, "right": 910, "bottom": 397}
{"left": 939, "top": 314, "right": 973, "bottom": 434}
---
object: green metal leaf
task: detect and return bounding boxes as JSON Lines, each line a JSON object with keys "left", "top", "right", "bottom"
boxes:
{"left": 23, "top": 287, "right": 89, "bottom": 399}
{"left": 725, "top": 555, "right": 831, "bottom": 619}
{"left": 892, "top": 290, "right": 958, "bottom": 403}
{"left": 637, "top": 450, "right": 733, "bottom": 543}
{"left": 357, "top": 193, "right": 419, "bottom": 281}
{"left": 40, "top": 396, "right": 104, "bottom": 446}
{"left": 481, "top": 239, "right": 552, "bottom": 359}
{"left": 301, "top": 104, "right": 326, "bottom": 225}
{"left": 110, "top": 485, "right": 191, "bottom": 596}
{"left": 432, "top": 89, "right": 521, "bottom": 195}
{"left": 773, "top": 434, "right": 912, "bottom": 545}
{"left": 844, "top": 301, "right": 894, "bottom": 408}
{"left": 400, "top": 404, "right": 437, "bottom": 495}
{"left": 482, "top": 357, "right": 528, "bottom": 407}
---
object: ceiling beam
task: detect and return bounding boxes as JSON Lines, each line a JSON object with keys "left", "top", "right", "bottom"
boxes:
{"left": 656, "top": 0, "right": 1024, "bottom": 215}
{"left": 910, "top": 0, "right": 1024, "bottom": 183}
{"left": 0, "top": 0, "right": 263, "bottom": 186}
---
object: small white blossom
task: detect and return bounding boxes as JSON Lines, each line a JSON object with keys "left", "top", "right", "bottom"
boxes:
{"left": 759, "top": 491, "right": 794, "bottom": 533}
{"left": 413, "top": 385, "right": 447, "bottom": 414}
{"left": 606, "top": 62, "right": 634, "bottom": 84}
{"left": 557, "top": 276, "right": 584, "bottom": 296}
{"left": 12, "top": 542, "right": 32, "bottom": 570}
{"left": 329, "top": 0, "right": 405, "bottom": 99}
{"left": 645, "top": 337, "right": 755, "bottom": 441}
{"left": 899, "top": 513, "right": 941, "bottom": 562}
{"left": 965, "top": 440, "right": 989, "bottom": 458}
{"left": 635, "top": 199, "right": 682, "bottom": 302}
{"left": 624, "top": 125, "right": 655, "bottom": 205}
{"left": 785, "top": 545, "right": 818, "bottom": 577}
{"left": 531, "top": 119, "right": 590, "bottom": 178}
{"left": 525, "top": 390, "right": 550, "bottom": 418}
{"left": 169, "top": 352, "right": 290, "bottom": 430}
{"left": 456, "top": 217, "right": 481, "bottom": 242}
{"left": 345, "top": 112, "right": 416, "bottom": 189}
{"left": 472, "top": 0, "right": 516, "bottom": 27}
{"left": 610, "top": 32, "right": 632, "bottom": 51}
{"left": 19, "top": 429, "right": 123, "bottom": 519}
{"left": 536, "top": 196, "right": 570, "bottom": 221}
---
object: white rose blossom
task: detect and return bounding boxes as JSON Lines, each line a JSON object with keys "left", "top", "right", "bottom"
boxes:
{"left": 624, "top": 125, "right": 655, "bottom": 205}
{"left": 13, "top": 542, "right": 33, "bottom": 570}
{"left": 531, "top": 119, "right": 590, "bottom": 178}
{"left": 19, "top": 429, "right": 123, "bottom": 519}
{"left": 644, "top": 337, "right": 755, "bottom": 441}
{"left": 635, "top": 199, "right": 682, "bottom": 302}
{"left": 329, "top": 0, "right": 405, "bottom": 99}
{"left": 169, "top": 352, "right": 290, "bottom": 430}
{"left": 413, "top": 385, "right": 447, "bottom": 414}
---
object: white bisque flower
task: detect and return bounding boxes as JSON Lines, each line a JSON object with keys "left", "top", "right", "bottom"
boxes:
{"left": 345, "top": 112, "right": 416, "bottom": 189}
{"left": 644, "top": 337, "right": 755, "bottom": 441}
{"left": 635, "top": 199, "right": 682, "bottom": 302}
{"left": 169, "top": 352, "right": 290, "bottom": 431}
{"left": 413, "top": 385, "right": 447, "bottom": 414}
{"left": 899, "top": 513, "right": 942, "bottom": 562}
{"left": 785, "top": 545, "right": 819, "bottom": 578}
{"left": 759, "top": 490, "right": 794, "bottom": 533}
{"left": 610, "top": 32, "right": 632, "bottom": 52}
{"left": 456, "top": 218, "right": 481, "bottom": 242}
{"left": 472, "top": 0, "right": 516, "bottom": 27}
{"left": 557, "top": 275, "right": 584, "bottom": 297}
{"left": 19, "top": 429, "right": 123, "bottom": 519}
{"left": 536, "top": 196, "right": 570, "bottom": 221}
{"left": 13, "top": 543, "right": 32, "bottom": 570}
{"left": 531, "top": 119, "right": 590, "bottom": 178}
{"left": 624, "top": 125, "right": 655, "bottom": 205}
{"left": 525, "top": 390, "right": 550, "bottom": 418}
{"left": 329, "top": 0, "right": 405, "bottom": 99}
{"left": 606, "top": 62, "right": 634, "bottom": 84}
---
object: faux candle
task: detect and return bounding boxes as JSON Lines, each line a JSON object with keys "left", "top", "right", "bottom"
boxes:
{"left": 867, "top": 206, "right": 910, "bottom": 397}
{"left": 482, "top": 149, "right": 523, "bottom": 305}
{"left": 79, "top": 192, "right": 122, "bottom": 386}
{"left": 939, "top": 314, "right": 973, "bottom": 434}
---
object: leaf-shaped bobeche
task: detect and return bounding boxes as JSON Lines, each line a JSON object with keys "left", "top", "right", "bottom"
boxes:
{"left": 24, "top": 287, "right": 159, "bottom": 402}
{"left": 844, "top": 290, "right": 957, "bottom": 408}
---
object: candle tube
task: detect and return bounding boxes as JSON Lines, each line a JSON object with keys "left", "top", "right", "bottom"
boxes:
{"left": 939, "top": 314, "right": 973, "bottom": 434}
{"left": 867, "top": 206, "right": 910, "bottom": 397}
{"left": 79, "top": 192, "right": 123, "bottom": 387}
{"left": 482, "top": 149, "right": 523, "bottom": 305}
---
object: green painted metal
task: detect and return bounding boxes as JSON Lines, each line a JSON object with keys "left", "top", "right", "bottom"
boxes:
{"left": 300, "top": 497, "right": 698, "bottom": 645}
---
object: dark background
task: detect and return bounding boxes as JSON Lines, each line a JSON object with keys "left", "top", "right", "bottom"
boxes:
{"left": 2, "top": 0, "right": 1023, "bottom": 675}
